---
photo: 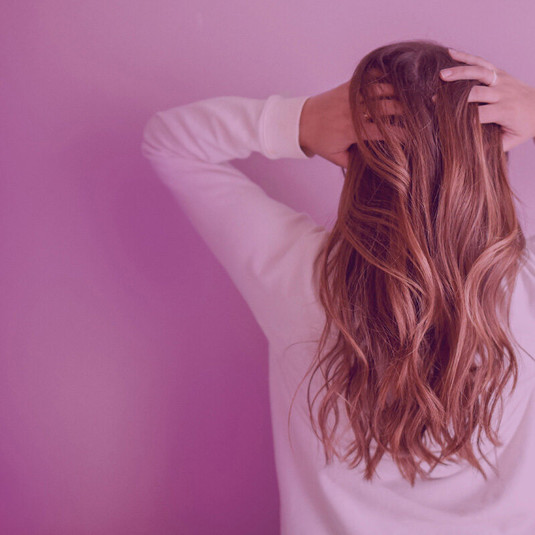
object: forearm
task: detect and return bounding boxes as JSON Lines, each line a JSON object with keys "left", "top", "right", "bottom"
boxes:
{"left": 141, "top": 95, "right": 311, "bottom": 165}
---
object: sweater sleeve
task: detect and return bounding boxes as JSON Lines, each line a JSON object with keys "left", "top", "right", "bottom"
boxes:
{"left": 140, "top": 94, "right": 329, "bottom": 343}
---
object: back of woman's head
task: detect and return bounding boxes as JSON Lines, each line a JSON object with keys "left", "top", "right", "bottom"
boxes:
{"left": 300, "top": 39, "right": 531, "bottom": 486}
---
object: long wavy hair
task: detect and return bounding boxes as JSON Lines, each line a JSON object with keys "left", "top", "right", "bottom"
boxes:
{"left": 297, "top": 39, "right": 532, "bottom": 486}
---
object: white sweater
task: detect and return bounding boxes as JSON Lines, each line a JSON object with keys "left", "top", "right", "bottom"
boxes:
{"left": 141, "top": 93, "right": 535, "bottom": 534}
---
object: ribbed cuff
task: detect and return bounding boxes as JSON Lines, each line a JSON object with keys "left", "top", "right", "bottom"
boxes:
{"left": 260, "top": 94, "right": 312, "bottom": 160}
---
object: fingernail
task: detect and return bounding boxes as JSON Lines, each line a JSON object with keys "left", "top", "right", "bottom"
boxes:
{"left": 441, "top": 69, "right": 452, "bottom": 78}
{"left": 448, "top": 48, "right": 458, "bottom": 55}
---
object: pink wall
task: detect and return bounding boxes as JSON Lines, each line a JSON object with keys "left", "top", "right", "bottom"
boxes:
{"left": 1, "top": 1, "right": 534, "bottom": 533}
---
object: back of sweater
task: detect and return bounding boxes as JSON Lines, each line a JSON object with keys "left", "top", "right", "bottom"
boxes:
{"left": 141, "top": 93, "right": 535, "bottom": 534}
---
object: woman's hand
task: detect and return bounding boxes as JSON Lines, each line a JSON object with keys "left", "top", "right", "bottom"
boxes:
{"left": 439, "top": 48, "right": 535, "bottom": 152}
{"left": 298, "top": 81, "right": 401, "bottom": 169}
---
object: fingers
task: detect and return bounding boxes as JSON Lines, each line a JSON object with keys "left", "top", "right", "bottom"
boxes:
{"left": 368, "top": 83, "right": 396, "bottom": 97}
{"left": 477, "top": 103, "right": 502, "bottom": 125}
{"left": 360, "top": 122, "right": 406, "bottom": 141}
{"left": 440, "top": 64, "right": 497, "bottom": 86}
{"left": 366, "top": 98, "right": 404, "bottom": 115}
{"left": 447, "top": 48, "right": 496, "bottom": 72}
{"left": 357, "top": 101, "right": 404, "bottom": 119}
{"left": 358, "top": 89, "right": 404, "bottom": 116}
{"left": 343, "top": 80, "right": 395, "bottom": 99}
{"left": 440, "top": 48, "right": 499, "bottom": 89}
{"left": 466, "top": 84, "right": 500, "bottom": 104}
{"left": 358, "top": 83, "right": 396, "bottom": 102}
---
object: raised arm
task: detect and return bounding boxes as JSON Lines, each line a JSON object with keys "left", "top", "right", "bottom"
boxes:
{"left": 141, "top": 94, "right": 329, "bottom": 343}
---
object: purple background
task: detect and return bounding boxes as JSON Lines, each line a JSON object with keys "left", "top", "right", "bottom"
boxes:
{"left": 1, "top": 1, "right": 534, "bottom": 533}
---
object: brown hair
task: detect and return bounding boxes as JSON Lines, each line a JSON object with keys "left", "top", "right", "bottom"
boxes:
{"left": 296, "top": 39, "right": 531, "bottom": 486}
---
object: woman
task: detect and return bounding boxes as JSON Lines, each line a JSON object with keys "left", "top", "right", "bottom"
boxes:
{"left": 141, "top": 40, "right": 535, "bottom": 534}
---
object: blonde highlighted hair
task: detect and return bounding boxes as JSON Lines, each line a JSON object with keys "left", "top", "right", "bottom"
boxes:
{"left": 296, "top": 39, "right": 531, "bottom": 486}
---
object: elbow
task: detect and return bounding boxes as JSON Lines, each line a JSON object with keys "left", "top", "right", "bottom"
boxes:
{"left": 141, "top": 112, "right": 167, "bottom": 159}
{"left": 140, "top": 106, "right": 198, "bottom": 163}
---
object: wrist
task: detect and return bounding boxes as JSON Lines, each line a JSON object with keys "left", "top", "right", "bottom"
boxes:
{"left": 299, "top": 144, "right": 315, "bottom": 157}
{"left": 298, "top": 97, "right": 316, "bottom": 157}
